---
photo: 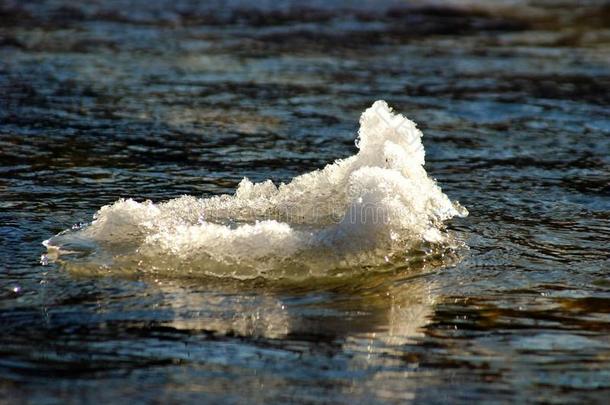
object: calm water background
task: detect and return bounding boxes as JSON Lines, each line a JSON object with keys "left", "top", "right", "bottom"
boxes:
{"left": 1, "top": 0, "right": 609, "bottom": 403}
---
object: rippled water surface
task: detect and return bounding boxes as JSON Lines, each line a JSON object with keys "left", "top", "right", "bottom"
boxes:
{"left": 1, "top": 0, "right": 609, "bottom": 403}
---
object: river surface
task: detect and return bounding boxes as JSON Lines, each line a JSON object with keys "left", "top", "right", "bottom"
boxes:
{"left": 1, "top": 0, "right": 609, "bottom": 403}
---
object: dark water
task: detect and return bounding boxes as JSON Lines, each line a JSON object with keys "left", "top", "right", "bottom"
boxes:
{"left": 1, "top": 0, "right": 609, "bottom": 403}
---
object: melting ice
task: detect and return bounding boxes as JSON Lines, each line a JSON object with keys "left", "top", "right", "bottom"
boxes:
{"left": 44, "top": 101, "right": 467, "bottom": 278}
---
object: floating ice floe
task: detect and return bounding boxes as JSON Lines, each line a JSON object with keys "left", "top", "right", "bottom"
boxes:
{"left": 44, "top": 101, "right": 467, "bottom": 278}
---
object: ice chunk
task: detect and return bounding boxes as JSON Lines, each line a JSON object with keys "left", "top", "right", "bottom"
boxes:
{"left": 44, "top": 101, "right": 467, "bottom": 278}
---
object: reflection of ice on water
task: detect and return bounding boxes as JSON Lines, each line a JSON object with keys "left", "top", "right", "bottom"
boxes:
{"left": 337, "top": 279, "right": 437, "bottom": 402}
{"left": 158, "top": 274, "right": 436, "bottom": 345}
{"left": 384, "top": 281, "right": 435, "bottom": 345}
{"left": 162, "top": 287, "right": 291, "bottom": 339}
{"left": 153, "top": 273, "right": 437, "bottom": 401}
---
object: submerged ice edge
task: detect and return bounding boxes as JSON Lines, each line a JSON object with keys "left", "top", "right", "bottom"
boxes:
{"left": 44, "top": 100, "right": 468, "bottom": 275}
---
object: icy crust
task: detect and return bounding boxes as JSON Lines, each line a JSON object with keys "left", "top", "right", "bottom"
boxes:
{"left": 45, "top": 101, "right": 467, "bottom": 277}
